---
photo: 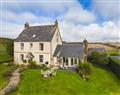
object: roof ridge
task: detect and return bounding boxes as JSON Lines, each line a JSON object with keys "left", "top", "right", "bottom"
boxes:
{"left": 29, "top": 24, "right": 55, "bottom": 28}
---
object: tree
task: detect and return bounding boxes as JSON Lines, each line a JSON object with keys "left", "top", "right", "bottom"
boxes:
{"left": 78, "top": 62, "right": 92, "bottom": 81}
{"left": 6, "top": 39, "right": 14, "bottom": 56}
{"left": 89, "top": 51, "right": 109, "bottom": 65}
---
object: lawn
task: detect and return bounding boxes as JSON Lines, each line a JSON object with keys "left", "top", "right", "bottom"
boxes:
{"left": 0, "top": 64, "right": 10, "bottom": 89}
{"left": 10, "top": 65, "right": 120, "bottom": 95}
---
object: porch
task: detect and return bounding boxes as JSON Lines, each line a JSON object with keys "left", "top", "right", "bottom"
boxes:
{"left": 55, "top": 57, "right": 81, "bottom": 68}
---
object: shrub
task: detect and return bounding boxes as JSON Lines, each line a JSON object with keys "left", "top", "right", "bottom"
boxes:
{"left": 77, "top": 62, "right": 92, "bottom": 81}
{"left": 19, "top": 64, "right": 25, "bottom": 68}
{"left": 45, "top": 61, "right": 49, "bottom": 65}
{"left": 7, "top": 62, "right": 14, "bottom": 66}
{"left": 108, "top": 57, "right": 120, "bottom": 78}
{"left": 88, "top": 51, "right": 109, "bottom": 65}
{"left": 3, "top": 65, "right": 16, "bottom": 79}
{"left": 28, "top": 60, "right": 40, "bottom": 69}
{"left": 28, "top": 60, "right": 32, "bottom": 64}
{"left": 40, "top": 64, "right": 48, "bottom": 71}
{"left": 23, "top": 59, "right": 27, "bottom": 63}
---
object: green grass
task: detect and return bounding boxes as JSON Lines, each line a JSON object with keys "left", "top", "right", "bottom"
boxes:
{"left": 110, "top": 57, "right": 120, "bottom": 65}
{"left": 107, "top": 49, "right": 120, "bottom": 56}
{"left": 0, "top": 64, "right": 10, "bottom": 89}
{"left": 10, "top": 65, "right": 120, "bottom": 95}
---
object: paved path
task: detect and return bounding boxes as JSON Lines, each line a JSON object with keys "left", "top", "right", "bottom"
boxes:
{"left": 0, "top": 68, "right": 20, "bottom": 95}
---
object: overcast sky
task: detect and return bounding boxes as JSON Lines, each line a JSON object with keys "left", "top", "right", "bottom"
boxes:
{"left": 0, "top": 0, "right": 120, "bottom": 42}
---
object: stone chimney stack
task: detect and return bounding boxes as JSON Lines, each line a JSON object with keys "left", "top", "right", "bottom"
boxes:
{"left": 83, "top": 38, "right": 88, "bottom": 63}
{"left": 24, "top": 22, "right": 29, "bottom": 29}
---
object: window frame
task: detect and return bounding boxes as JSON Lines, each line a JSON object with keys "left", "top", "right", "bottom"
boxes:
{"left": 75, "top": 59, "right": 77, "bottom": 64}
{"left": 63, "top": 57, "right": 65, "bottom": 63}
{"left": 20, "top": 43, "right": 24, "bottom": 50}
{"left": 71, "top": 58, "right": 73, "bottom": 65}
{"left": 66, "top": 58, "right": 68, "bottom": 66}
{"left": 30, "top": 43, "right": 33, "bottom": 50}
{"left": 20, "top": 54, "right": 24, "bottom": 61}
{"left": 39, "top": 55, "right": 43, "bottom": 63}
{"left": 39, "top": 43, "right": 44, "bottom": 51}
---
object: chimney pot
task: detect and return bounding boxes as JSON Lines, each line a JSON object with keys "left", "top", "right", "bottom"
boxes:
{"left": 24, "top": 22, "right": 29, "bottom": 29}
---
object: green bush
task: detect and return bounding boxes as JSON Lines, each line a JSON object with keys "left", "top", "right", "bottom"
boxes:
{"left": 40, "top": 64, "right": 48, "bottom": 71}
{"left": 23, "top": 59, "right": 27, "bottom": 63}
{"left": 3, "top": 65, "right": 16, "bottom": 79}
{"left": 28, "top": 60, "right": 32, "bottom": 64}
{"left": 77, "top": 62, "right": 92, "bottom": 81}
{"left": 88, "top": 51, "right": 109, "bottom": 65}
{"left": 108, "top": 57, "right": 120, "bottom": 78}
{"left": 28, "top": 60, "right": 40, "bottom": 69}
{"left": 7, "top": 62, "right": 14, "bottom": 66}
{"left": 45, "top": 61, "right": 49, "bottom": 65}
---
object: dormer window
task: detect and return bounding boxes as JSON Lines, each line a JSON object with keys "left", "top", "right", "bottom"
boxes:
{"left": 30, "top": 43, "right": 33, "bottom": 50}
{"left": 32, "top": 34, "right": 36, "bottom": 38}
{"left": 21, "top": 43, "right": 24, "bottom": 50}
{"left": 39, "top": 43, "right": 44, "bottom": 51}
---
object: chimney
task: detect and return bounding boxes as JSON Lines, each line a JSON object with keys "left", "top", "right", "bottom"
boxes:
{"left": 83, "top": 38, "right": 88, "bottom": 63}
{"left": 24, "top": 22, "right": 29, "bottom": 29}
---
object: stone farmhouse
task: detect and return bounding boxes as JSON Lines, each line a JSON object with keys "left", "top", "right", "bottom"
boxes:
{"left": 14, "top": 20, "right": 88, "bottom": 67}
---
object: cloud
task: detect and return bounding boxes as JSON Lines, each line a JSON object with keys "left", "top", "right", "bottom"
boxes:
{"left": 1, "top": 22, "right": 23, "bottom": 38}
{"left": 2, "top": 11, "right": 54, "bottom": 24}
{"left": 2, "top": 0, "right": 77, "bottom": 16}
{"left": 92, "top": 0, "right": 120, "bottom": 20}
{"left": 58, "top": 5, "right": 96, "bottom": 24}
{"left": 1, "top": 0, "right": 119, "bottom": 42}
{"left": 59, "top": 20, "right": 119, "bottom": 42}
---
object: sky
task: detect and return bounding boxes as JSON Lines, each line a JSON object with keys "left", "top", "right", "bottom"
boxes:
{"left": 0, "top": 0, "right": 120, "bottom": 42}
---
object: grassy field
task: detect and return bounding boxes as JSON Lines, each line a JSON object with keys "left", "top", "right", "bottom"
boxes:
{"left": 0, "top": 64, "right": 10, "bottom": 89}
{"left": 10, "top": 65, "right": 120, "bottom": 95}
{"left": 107, "top": 49, "right": 120, "bottom": 56}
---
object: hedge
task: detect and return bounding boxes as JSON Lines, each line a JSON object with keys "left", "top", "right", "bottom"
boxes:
{"left": 108, "top": 57, "right": 120, "bottom": 78}
{"left": 0, "top": 59, "right": 13, "bottom": 64}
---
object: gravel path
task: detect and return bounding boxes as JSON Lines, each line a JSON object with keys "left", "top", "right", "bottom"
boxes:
{"left": 0, "top": 68, "right": 20, "bottom": 95}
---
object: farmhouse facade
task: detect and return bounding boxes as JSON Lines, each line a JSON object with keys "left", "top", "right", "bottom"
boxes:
{"left": 14, "top": 20, "right": 87, "bottom": 67}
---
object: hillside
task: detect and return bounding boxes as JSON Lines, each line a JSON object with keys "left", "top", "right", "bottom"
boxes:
{"left": 0, "top": 37, "right": 14, "bottom": 63}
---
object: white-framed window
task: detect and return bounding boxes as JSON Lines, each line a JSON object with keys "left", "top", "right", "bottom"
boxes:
{"left": 30, "top": 43, "right": 33, "bottom": 50}
{"left": 63, "top": 57, "right": 65, "bottom": 63}
{"left": 75, "top": 59, "right": 77, "bottom": 64}
{"left": 20, "top": 54, "right": 24, "bottom": 61}
{"left": 39, "top": 55, "right": 43, "bottom": 62}
{"left": 20, "top": 43, "right": 24, "bottom": 50}
{"left": 39, "top": 43, "right": 44, "bottom": 51}
{"left": 66, "top": 58, "right": 68, "bottom": 66}
{"left": 71, "top": 58, "right": 73, "bottom": 65}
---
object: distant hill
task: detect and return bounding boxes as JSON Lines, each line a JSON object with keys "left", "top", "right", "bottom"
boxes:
{"left": 0, "top": 37, "right": 14, "bottom": 63}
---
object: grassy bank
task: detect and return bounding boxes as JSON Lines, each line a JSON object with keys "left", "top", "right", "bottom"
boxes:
{"left": 0, "top": 63, "right": 16, "bottom": 89}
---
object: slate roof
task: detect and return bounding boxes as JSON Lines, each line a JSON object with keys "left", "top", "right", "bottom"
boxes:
{"left": 15, "top": 25, "right": 56, "bottom": 42}
{"left": 54, "top": 43, "right": 84, "bottom": 58}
